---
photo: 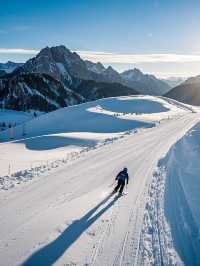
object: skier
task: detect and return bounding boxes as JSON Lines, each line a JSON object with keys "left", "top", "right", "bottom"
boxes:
{"left": 113, "top": 167, "right": 129, "bottom": 195}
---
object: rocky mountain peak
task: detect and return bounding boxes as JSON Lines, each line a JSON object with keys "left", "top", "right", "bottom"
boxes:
{"left": 106, "top": 66, "right": 116, "bottom": 73}
{"left": 35, "top": 45, "right": 81, "bottom": 64}
{"left": 19, "top": 45, "right": 93, "bottom": 84}
{"left": 85, "top": 60, "right": 105, "bottom": 74}
{"left": 121, "top": 68, "right": 143, "bottom": 80}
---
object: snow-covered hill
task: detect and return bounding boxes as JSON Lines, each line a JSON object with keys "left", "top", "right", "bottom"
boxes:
{"left": 0, "top": 95, "right": 199, "bottom": 266}
{"left": 0, "top": 109, "right": 34, "bottom": 132}
{"left": 0, "top": 109, "right": 33, "bottom": 126}
{"left": 0, "top": 95, "right": 193, "bottom": 185}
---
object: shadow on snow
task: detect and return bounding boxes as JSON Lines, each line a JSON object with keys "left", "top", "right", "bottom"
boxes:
{"left": 22, "top": 193, "right": 119, "bottom": 266}
{"left": 18, "top": 135, "right": 97, "bottom": 151}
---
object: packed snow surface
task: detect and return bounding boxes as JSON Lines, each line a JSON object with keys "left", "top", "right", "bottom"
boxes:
{"left": 139, "top": 123, "right": 200, "bottom": 266}
{"left": 0, "top": 95, "right": 199, "bottom": 266}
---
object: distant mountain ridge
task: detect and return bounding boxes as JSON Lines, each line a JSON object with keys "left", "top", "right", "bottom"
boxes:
{"left": 73, "top": 80, "right": 139, "bottom": 101}
{"left": 165, "top": 75, "right": 200, "bottom": 105}
{"left": 85, "top": 60, "right": 171, "bottom": 95}
{"left": 0, "top": 45, "right": 173, "bottom": 112}
{"left": 161, "top": 77, "right": 186, "bottom": 88}
{"left": 0, "top": 46, "right": 139, "bottom": 112}
{"left": 15, "top": 45, "right": 171, "bottom": 95}
{"left": 120, "top": 68, "right": 171, "bottom": 95}
{"left": 0, "top": 61, "right": 23, "bottom": 74}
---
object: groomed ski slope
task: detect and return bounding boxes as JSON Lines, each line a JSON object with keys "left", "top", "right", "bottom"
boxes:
{"left": 0, "top": 96, "right": 199, "bottom": 266}
{"left": 139, "top": 122, "right": 200, "bottom": 266}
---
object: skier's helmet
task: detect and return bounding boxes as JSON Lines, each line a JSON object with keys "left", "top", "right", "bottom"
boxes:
{"left": 123, "top": 167, "right": 128, "bottom": 172}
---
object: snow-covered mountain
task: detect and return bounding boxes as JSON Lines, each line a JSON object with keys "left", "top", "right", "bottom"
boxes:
{"left": 16, "top": 45, "right": 170, "bottom": 95}
{"left": 85, "top": 61, "right": 171, "bottom": 95}
{"left": 0, "top": 72, "right": 83, "bottom": 112}
{"left": 86, "top": 61, "right": 123, "bottom": 83}
{"left": 101, "top": 66, "right": 123, "bottom": 83}
{"left": 19, "top": 46, "right": 124, "bottom": 86}
{"left": 18, "top": 45, "right": 93, "bottom": 85}
{"left": 0, "top": 46, "right": 139, "bottom": 112}
{"left": 0, "top": 61, "right": 23, "bottom": 73}
{"left": 0, "top": 71, "right": 138, "bottom": 112}
{"left": 121, "top": 68, "right": 171, "bottom": 95}
{"left": 161, "top": 77, "right": 186, "bottom": 88}
{"left": 85, "top": 60, "right": 105, "bottom": 74}
{"left": 0, "top": 45, "right": 174, "bottom": 112}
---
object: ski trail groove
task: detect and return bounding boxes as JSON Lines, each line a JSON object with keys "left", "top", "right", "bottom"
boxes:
{"left": 90, "top": 196, "right": 120, "bottom": 265}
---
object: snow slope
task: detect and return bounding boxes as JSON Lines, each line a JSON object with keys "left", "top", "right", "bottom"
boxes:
{"left": 139, "top": 122, "right": 200, "bottom": 266}
{"left": 0, "top": 96, "right": 157, "bottom": 178}
{"left": 0, "top": 95, "right": 199, "bottom": 266}
{"left": 0, "top": 109, "right": 33, "bottom": 126}
{"left": 0, "top": 96, "right": 193, "bottom": 179}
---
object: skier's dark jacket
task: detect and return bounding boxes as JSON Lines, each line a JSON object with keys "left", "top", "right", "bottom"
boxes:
{"left": 116, "top": 170, "right": 129, "bottom": 185}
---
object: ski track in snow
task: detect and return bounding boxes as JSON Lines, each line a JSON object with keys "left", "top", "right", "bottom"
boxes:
{"left": 138, "top": 124, "right": 200, "bottom": 266}
{"left": 0, "top": 97, "right": 199, "bottom": 266}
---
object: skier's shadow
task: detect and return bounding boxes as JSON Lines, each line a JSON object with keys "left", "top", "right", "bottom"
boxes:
{"left": 22, "top": 193, "right": 118, "bottom": 266}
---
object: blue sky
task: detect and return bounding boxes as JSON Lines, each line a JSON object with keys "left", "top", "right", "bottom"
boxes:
{"left": 1, "top": 0, "right": 200, "bottom": 77}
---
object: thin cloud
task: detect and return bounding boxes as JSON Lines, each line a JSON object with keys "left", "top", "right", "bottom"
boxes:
{"left": 0, "top": 48, "right": 39, "bottom": 55}
{"left": 76, "top": 51, "right": 200, "bottom": 64}
{"left": 1, "top": 48, "right": 200, "bottom": 65}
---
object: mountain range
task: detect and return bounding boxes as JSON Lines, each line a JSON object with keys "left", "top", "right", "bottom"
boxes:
{"left": 121, "top": 68, "right": 170, "bottom": 95}
{"left": 0, "top": 61, "right": 23, "bottom": 74}
{"left": 165, "top": 75, "right": 200, "bottom": 106}
{"left": 0, "top": 73, "right": 83, "bottom": 112}
{"left": 0, "top": 45, "right": 187, "bottom": 112}
{"left": 161, "top": 77, "right": 186, "bottom": 88}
